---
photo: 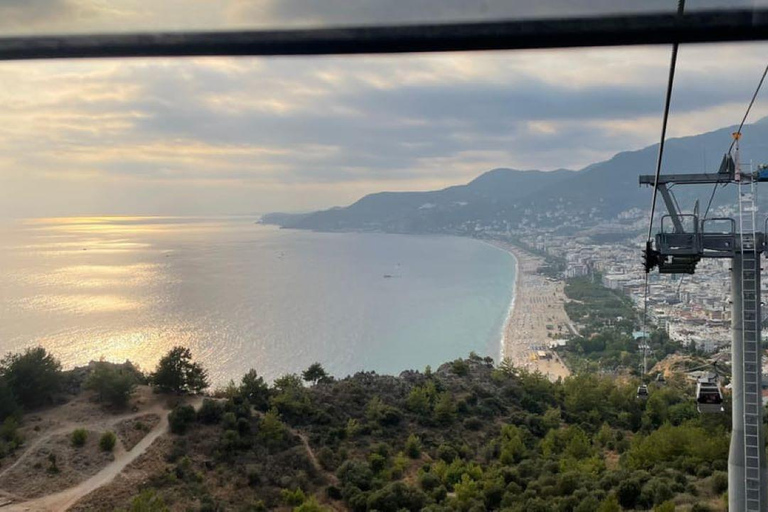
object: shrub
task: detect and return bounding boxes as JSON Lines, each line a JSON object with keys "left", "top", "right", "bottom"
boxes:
{"left": 99, "top": 431, "right": 117, "bottom": 452}
{"left": 451, "top": 359, "right": 469, "bottom": 376}
{"left": 436, "top": 444, "right": 458, "bottom": 463}
{"left": 405, "top": 434, "right": 421, "bottom": 459}
{"left": 617, "top": 479, "right": 641, "bottom": 509}
{"left": 197, "top": 399, "right": 223, "bottom": 424}
{"left": 129, "top": 490, "right": 169, "bottom": 511}
{"left": 433, "top": 392, "right": 457, "bottom": 424}
{"left": 711, "top": 471, "right": 728, "bottom": 495}
{"left": 71, "top": 428, "right": 88, "bottom": 447}
{"left": 326, "top": 485, "right": 342, "bottom": 500}
{"left": 318, "top": 446, "right": 339, "bottom": 471}
{"left": 295, "top": 496, "right": 328, "bottom": 512}
{"left": 151, "top": 347, "right": 209, "bottom": 394}
{"left": 367, "top": 482, "right": 427, "bottom": 512}
{"left": 337, "top": 460, "right": 374, "bottom": 491}
{"left": 169, "top": 404, "right": 196, "bottom": 434}
{"left": 281, "top": 488, "right": 306, "bottom": 506}
{"left": 368, "top": 453, "right": 387, "bottom": 473}
{"left": 258, "top": 408, "right": 286, "bottom": 445}
{"left": 237, "top": 417, "right": 251, "bottom": 436}
{"left": 0, "top": 347, "right": 61, "bottom": 408}
{"left": 419, "top": 471, "right": 441, "bottom": 491}
{"left": 85, "top": 362, "right": 138, "bottom": 408}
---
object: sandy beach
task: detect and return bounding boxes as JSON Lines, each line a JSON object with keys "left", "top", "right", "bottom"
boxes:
{"left": 490, "top": 241, "right": 572, "bottom": 381}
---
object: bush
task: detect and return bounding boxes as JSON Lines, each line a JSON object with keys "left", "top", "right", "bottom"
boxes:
{"left": 405, "top": 434, "right": 421, "bottom": 459}
{"left": 281, "top": 488, "right": 306, "bottom": 506}
{"left": 0, "top": 347, "right": 61, "bottom": 408}
{"left": 451, "top": 360, "right": 470, "bottom": 376}
{"left": 258, "top": 408, "right": 286, "bottom": 445}
{"left": 169, "top": 404, "right": 196, "bottom": 434}
{"left": 433, "top": 393, "right": 457, "bottom": 424}
{"left": 419, "top": 471, "right": 441, "bottom": 491}
{"left": 151, "top": 347, "right": 209, "bottom": 394}
{"left": 71, "top": 428, "right": 88, "bottom": 447}
{"left": 85, "top": 362, "right": 138, "bottom": 408}
{"left": 436, "top": 444, "right": 458, "bottom": 463}
{"left": 129, "top": 489, "right": 169, "bottom": 511}
{"left": 99, "top": 431, "right": 116, "bottom": 452}
{"left": 617, "top": 479, "right": 641, "bottom": 509}
{"left": 367, "top": 482, "right": 427, "bottom": 512}
{"left": 295, "top": 496, "right": 328, "bottom": 512}
{"left": 318, "top": 446, "right": 339, "bottom": 471}
{"left": 711, "top": 471, "right": 728, "bottom": 495}
{"left": 197, "top": 399, "right": 223, "bottom": 424}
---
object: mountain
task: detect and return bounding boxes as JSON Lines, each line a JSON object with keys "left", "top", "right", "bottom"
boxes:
{"left": 264, "top": 118, "right": 768, "bottom": 234}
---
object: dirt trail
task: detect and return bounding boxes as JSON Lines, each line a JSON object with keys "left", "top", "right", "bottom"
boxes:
{"left": 2, "top": 397, "right": 201, "bottom": 511}
{"left": 295, "top": 432, "right": 338, "bottom": 485}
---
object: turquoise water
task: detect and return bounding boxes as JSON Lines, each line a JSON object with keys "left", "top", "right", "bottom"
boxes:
{"left": 0, "top": 217, "right": 515, "bottom": 385}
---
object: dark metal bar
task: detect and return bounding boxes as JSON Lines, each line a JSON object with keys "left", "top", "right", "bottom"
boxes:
{"left": 640, "top": 173, "right": 734, "bottom": 185}
{"left": 0, "top": 9, "right": 768, "bottom": 61}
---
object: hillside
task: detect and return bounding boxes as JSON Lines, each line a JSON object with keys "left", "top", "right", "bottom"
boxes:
{"left": 264, "top": 117, "right": 768, "bottom": 234}
{"left": 73, "top": 357, "right": 730, "bottom": 512}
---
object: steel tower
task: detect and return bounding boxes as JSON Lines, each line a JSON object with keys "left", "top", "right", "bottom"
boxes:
{"left": 640, "top": 147, "right": 767, "bottom": 511}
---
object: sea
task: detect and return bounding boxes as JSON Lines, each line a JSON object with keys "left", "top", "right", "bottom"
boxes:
{"left": 0, "top": 217, "right": 516, "bottom": 386}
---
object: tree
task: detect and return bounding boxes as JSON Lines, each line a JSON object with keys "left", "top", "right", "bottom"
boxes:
{"left": 405, "top": 434, "right": 422, "bottom": 458}
{"left": 240, "top": 369, "right": 270, "bottom": 410}
{"left": 0, "top": 379, "right": 19, "bottom": 421}
{"left": 433, "top": 392, "right": 457, "bottom": 424}
{"left": 1, "top": 347, "right": 61, "bottom": 408}
{"left": 151, "top": 347, "right": 209, "bottom": 394}
{"left": 302, "top": 363, "right": 330, "bottom": 385}
{"left": 259, "top": 408, "right": 286, "bottom": 445}
{"left": 85, "top": 362, "right": 138, "bottom": 408}
{"left": 598, "top": 494, "right": 621, "bottom": 512}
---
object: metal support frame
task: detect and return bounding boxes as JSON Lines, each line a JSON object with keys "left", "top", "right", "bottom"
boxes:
{"left": 1, "top": 9, "right": 768, "bottom": 61}
{"left": 640, "top": 167, "right": 767, "bottom": 511}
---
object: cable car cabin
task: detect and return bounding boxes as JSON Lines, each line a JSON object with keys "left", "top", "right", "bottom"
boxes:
{"left": 636, "top": 384, "right": 649, "bottom": 400}
{"left": 696, "top": 381, "right": 724, "bottom": 413}
{"left": 656, "top": 373, "right": 666, "bottom": 384}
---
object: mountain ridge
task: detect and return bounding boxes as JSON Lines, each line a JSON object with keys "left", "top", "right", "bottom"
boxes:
{"left": 263, "top": 118, "right": 768, "bottom": 234}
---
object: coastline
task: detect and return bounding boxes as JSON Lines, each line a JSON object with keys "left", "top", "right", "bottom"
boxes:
{"left": 486, "top": 240, "right": 571, "bottom": 381}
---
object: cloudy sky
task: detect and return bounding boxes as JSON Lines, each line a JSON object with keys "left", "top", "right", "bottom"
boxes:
{"left": 1, "top": 0, "right": 768, "bottom": 217}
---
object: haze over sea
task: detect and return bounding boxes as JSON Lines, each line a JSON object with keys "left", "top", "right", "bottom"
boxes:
{"left": 0, "top": 217, "right": 515, "bottom": 386}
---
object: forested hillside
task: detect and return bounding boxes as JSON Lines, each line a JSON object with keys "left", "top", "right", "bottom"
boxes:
{"left": 92, "top": 356, "right": 731, "bottom": 512}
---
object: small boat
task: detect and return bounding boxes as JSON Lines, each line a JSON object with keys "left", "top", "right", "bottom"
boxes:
{"left": 383, "top": 274, "right": 393, "bottom": 278}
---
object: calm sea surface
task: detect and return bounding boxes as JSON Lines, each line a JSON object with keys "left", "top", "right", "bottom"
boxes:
{"left": 0, "top": 217, "right": 515, "bottom": 385}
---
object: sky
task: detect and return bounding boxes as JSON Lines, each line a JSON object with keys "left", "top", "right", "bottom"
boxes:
{"left": 1, "top": 0, "right": 768, "bottom": 217}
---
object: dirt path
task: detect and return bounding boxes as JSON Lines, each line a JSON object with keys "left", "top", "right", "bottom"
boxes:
{"left": 2, "top": 397, "right": 201, "bottom": 511}
{"left": 295, "top": 432, "right": 338, "bottom": 485}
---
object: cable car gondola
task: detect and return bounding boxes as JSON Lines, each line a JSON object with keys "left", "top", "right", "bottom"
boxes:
{"left": 696, "top": 380, "right": 724, "bottom": 414}
{"left": 655, "top": 373, "right": 666, "bottom": 385}
{"left": 636, "top": 384, "right": 649, "bottom": 400}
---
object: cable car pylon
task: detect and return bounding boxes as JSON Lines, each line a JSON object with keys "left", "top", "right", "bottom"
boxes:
{"left": 640, "top": 135, "right": 767, "bottom": 511}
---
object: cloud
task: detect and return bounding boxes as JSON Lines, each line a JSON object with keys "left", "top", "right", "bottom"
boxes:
{"left": 1, "top": 5, "right": 768, "bottom": 216}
